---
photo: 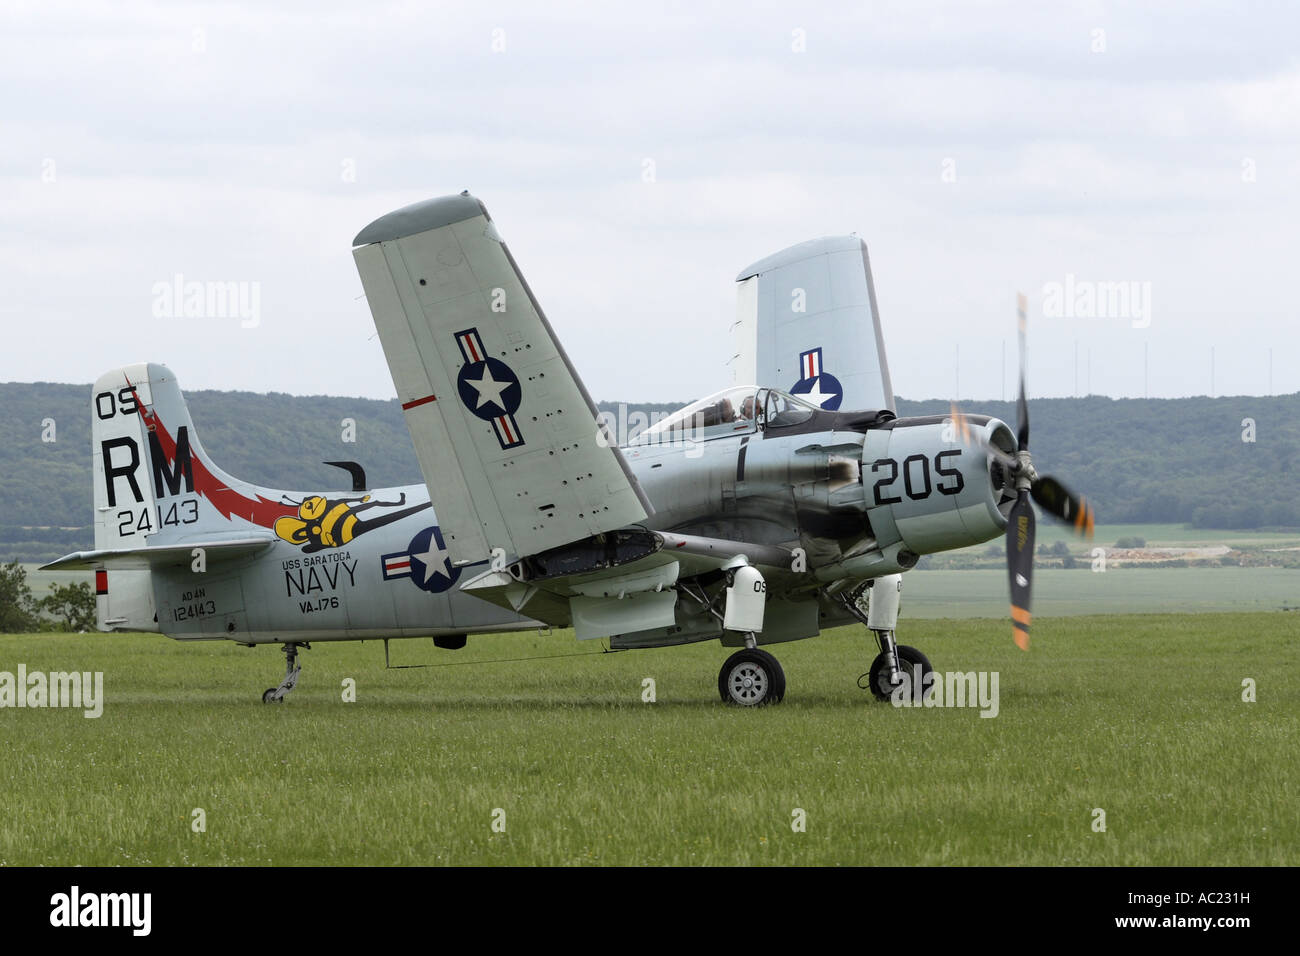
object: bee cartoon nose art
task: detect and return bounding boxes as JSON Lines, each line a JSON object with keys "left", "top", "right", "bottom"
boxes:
{"left": 273, "top": 491, "right": 430, "bottom": 553}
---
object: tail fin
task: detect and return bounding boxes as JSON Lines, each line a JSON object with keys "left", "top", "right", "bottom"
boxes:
{"left": 86, "top": 363, "right": 298, "bottom": 630}
{"left": 92, "top": 363, "right": 301, "bottom": 550}
{"left": 731, "top": 236, "right": 895, "bottom": 414}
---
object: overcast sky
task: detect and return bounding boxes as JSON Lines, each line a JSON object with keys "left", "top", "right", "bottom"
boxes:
{"left": 3, "top": 1, "right": 1297, "bottom": 405}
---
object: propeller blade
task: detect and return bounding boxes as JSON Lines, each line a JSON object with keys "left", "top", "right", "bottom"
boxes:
{"left": 1016, "top": 292, "right": 1030, "bottom": 451}
{"left": 949, "top": 402, "right": 1020, "bottom": 472}
{"left": 1007, "top": 490, "right": 1035, "bottom": 651}
{"left": 1032, "top": 475, "right": 1096, "bottom": 539}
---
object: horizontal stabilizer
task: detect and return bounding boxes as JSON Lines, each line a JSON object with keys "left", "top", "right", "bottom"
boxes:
{"left": 41, "top": 535, "right": 276, "bottom": 571}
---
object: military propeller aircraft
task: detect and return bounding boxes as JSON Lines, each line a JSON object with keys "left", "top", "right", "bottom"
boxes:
{"left": 45, "top": 192, "right": 1094, "bottom": 705}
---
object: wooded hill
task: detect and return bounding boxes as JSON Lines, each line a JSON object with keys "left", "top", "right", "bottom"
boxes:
{"left": 2, "top": 381, "right": 1294, "bottom": 561}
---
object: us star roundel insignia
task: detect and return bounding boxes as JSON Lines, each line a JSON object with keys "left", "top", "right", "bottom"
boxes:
{"left": 381, "top": 525, "right": 461, "bottom": 593}
{"left": 789, "top": 346, "right": 844, "bottom": 410}
{"left": 454, "top": 327, "right": 525, "bottom": 449}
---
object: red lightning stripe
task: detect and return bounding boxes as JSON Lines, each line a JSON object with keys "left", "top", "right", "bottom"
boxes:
{"left": 123, "top": 377, "right": 298, "bottom": 528}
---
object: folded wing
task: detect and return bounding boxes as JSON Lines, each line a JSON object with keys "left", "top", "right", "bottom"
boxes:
{"left": 732, "top": 236, "right": 895, "bottom": 414}
{"left": 352, "top": 193, "right": 652, "bottom": 567}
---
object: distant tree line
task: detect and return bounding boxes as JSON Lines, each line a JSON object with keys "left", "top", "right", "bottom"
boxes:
{"left": 0, "top": 381, "right": 1295, "bottom": 561}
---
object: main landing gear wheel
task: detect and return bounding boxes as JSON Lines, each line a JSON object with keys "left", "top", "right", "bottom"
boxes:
{"left": 867, "top": 644, "right": 932, "bottom": 702}
{"left": 262, "top": 642, "right": 306, "bottom": 703}
{"left": 718, "top": 648, "right": 786, "bottom": 706}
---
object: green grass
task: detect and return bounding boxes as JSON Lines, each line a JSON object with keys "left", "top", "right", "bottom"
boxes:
{"left": 1, "top": 613, "right": 1296, "bottom": 866}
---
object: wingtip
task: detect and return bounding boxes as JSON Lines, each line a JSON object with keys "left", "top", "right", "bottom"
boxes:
{"left": 352, "top": 193, "right": 487, "bottom": 247}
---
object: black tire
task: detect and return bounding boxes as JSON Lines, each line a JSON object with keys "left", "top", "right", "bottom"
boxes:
{"left": 262, "top": 688, "right": 278, "bottom": 703}
{"left": 718, "top": 648, "right": 786, "bottom": 706}
{"left": 867, "top": 645, "right": 932, "bottom": 702}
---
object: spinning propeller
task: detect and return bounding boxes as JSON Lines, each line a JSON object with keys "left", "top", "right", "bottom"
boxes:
{"left": 950, "top": 293, "right": 1095, "bottom": 650}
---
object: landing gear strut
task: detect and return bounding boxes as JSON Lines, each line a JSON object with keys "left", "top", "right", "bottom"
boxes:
{"left": 262, "top": 642, "right": 308, "bottom": 703}
{"left": 688, "top": 561, "right": 787, "bottom": 706}
{"left": 866, "top": 641, "right": 932, "bottom": 702}
{"left": 838, "top": 576, "right": 933, "bottom": 702}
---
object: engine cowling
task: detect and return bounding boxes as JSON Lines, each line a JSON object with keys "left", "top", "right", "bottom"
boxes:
{"left": 861, "top": 415, "right": 1016, "bottom": 556}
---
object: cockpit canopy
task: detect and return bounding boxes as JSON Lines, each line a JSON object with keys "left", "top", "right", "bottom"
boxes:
{"left": 630, "top": 386, "right": 821, "bottom": 445}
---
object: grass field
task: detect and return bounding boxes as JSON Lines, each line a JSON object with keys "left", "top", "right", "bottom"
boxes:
{"left": 1, "top": 612, "right": 1296, "bottom": 866}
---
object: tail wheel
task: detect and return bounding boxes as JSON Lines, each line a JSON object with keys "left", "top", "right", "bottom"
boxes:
{"left": 867, "top": 644, "right": 932, "bottom": 702}
{"left": 718, "top": 648, "right": 786, "bottom": 706}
